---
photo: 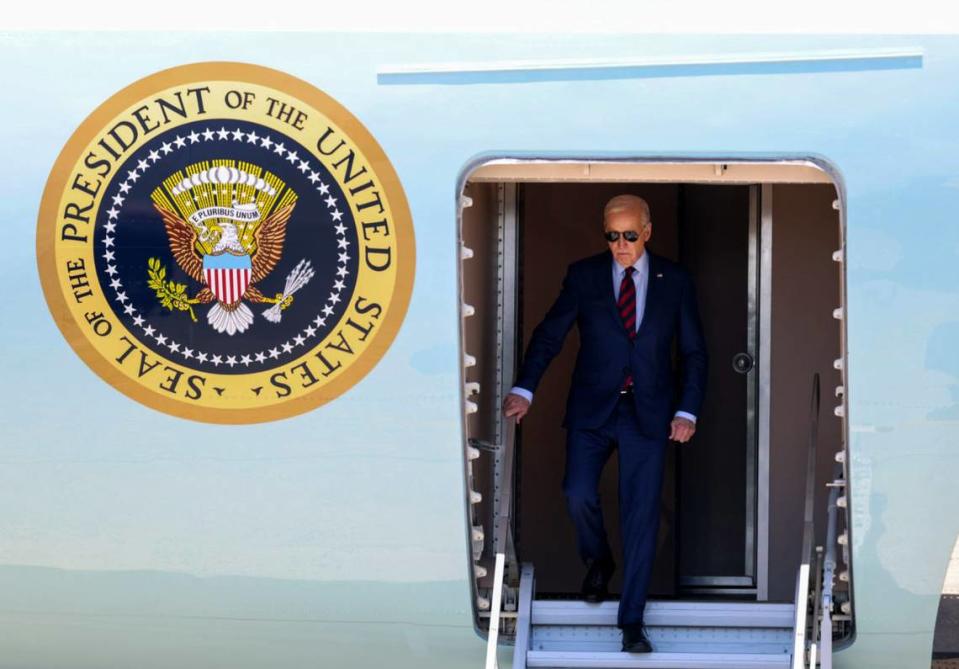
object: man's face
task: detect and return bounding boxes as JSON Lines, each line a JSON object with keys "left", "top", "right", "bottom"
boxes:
{"left": 604, "top": 209, "right": 651, "bottom": 268}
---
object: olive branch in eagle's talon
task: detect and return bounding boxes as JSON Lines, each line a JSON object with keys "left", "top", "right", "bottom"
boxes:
{"left": 146, "top": 257, "right": 212, "bottom": 323}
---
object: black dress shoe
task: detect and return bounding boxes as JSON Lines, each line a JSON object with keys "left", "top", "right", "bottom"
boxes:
{"left": 621, "top": 622, "right": 653, "bottom": 653}
{"left": 580, "top": 557, "right": 615, "bottom": 603}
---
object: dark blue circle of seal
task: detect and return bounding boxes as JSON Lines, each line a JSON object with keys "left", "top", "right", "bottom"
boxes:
{"left": 93, "top": 119, "right": 360, "bottom": 376}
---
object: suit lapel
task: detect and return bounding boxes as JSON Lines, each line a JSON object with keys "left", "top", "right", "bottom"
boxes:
{"left": 592, "top": 252, "right": 624, "bottom": 334}
{"left": 602, "top": 253, "right": 617, "bottom": 311}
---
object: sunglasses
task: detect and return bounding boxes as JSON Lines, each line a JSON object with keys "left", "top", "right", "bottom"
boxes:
{"left": 604, "top": 230, "right": 641, "bottom": 243}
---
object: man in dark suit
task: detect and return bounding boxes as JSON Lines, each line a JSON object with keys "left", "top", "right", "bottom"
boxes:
{"left": 502, "top": 194, "right": 707, "bottom": 653}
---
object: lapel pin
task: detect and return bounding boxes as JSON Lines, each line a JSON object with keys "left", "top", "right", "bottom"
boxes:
{"left": 656, "top": 273, "right": 663, "bottom": 278}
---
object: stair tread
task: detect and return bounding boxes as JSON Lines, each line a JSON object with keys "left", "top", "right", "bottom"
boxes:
{"left": 531, "top": 600, "right": 794, "bottom": 628}
{"left": 534, "top": 600, "right": 794, "bottom": 609}
{"left": 526, "top": 649, "right": 792, "bottom": 668}
{"left": 531, "top": 623, "right": 792, "bottom": 655}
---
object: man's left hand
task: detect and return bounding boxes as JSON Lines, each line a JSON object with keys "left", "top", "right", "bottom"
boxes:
{"left": 669, "top": 417, "right": 696, "bottom": 443}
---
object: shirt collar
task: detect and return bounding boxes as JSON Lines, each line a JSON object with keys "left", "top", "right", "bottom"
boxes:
{"left": 612, "top": 250, "right": 649, "bottom": 278}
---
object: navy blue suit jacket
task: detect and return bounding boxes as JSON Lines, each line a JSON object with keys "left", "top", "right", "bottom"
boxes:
{"left": 515, "top": 250, "right": 708, "bottom": 439}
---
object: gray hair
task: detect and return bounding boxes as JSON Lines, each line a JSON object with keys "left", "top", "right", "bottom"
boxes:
{"left": 603, "top": 194, "right": 650, "bottom": 226}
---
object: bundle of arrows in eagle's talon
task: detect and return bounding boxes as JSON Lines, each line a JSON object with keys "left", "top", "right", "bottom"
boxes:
{"left": 263, "top": 259, "right": 315, "bottom": 323}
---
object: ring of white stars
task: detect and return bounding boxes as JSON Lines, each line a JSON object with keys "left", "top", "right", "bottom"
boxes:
{"left": 99, "top": 126, "right": 354, "bottom": 370}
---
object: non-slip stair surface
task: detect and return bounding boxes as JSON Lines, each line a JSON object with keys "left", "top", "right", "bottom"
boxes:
{"left": 531, "top": 600, "right": 795, "bottom": 628}
{"left": 522, "top": 599, "right": 795, "bottom": 669}
{"left": 527, "top": 650, "right": 791, "bottom": 668}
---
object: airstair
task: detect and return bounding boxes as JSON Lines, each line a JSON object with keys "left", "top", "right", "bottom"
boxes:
{"left": 512, "top": 565, "right": 793, "bottom": 668}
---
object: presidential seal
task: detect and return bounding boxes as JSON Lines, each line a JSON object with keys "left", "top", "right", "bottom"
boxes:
{"left": 37, "top": 63, "right": 414, "bottom": 423}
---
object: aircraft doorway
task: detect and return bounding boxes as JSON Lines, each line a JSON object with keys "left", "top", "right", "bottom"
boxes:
{"left": 509, "top": 181, "right": 758, "bottom": 599}
{"left": 460, "top": 161, "right": 853, "bottom": 654}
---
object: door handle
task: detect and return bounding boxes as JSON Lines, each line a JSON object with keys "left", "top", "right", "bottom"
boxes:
{"left": 732, "top": 352, "right": 754, "bottom": 374}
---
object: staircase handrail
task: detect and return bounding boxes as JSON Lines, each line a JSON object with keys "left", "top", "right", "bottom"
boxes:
{"left": 791, "top": 373, "right": 820, "bottom": 669}
{"left": 484, "top": 416, "right": 517, "bottom": 669}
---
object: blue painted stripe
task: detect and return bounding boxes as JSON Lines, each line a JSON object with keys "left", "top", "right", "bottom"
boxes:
{"left": 378, "top": 47, "right": 923, "bottom": 85}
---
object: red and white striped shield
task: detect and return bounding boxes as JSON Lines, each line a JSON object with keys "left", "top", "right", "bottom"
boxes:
{"left": 203, "top": 253, "right": 253, "bottom": 304}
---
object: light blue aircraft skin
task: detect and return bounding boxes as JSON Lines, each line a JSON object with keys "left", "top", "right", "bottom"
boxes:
{"left": 0, "top": 32, "right": 957, "bottom": 669}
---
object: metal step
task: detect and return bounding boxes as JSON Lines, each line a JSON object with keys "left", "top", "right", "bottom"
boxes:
{"left": 531, "top": 600, "right": 795, "bottom": 628}
{"left": 526, "top": 650, "right": 792, "bottom": 668}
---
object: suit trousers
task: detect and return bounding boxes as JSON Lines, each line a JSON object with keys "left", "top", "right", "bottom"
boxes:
{"left": 562, "top": 392, "right": 667, "bottom": 627}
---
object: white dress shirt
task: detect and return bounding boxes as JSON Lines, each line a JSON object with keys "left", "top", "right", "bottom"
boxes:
{"left": 510, "top": 251, "right": 697, "bottom": 424}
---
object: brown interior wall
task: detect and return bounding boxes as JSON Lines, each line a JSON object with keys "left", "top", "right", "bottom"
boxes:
{"left": 516, "top": 183, "right": 680, "bottom": 595}
{"left": 461, "top": 181, "right": 500, "bottom": 582}
{"left": 767, "top": 183, "right": 843, "bottom": 601}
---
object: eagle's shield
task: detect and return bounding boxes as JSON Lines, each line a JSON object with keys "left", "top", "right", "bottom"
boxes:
{"left": 203, "top": 252, "right": 253, "bottom": 304}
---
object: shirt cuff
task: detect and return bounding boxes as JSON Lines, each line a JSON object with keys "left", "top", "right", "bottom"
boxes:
{"left": 509, "top": 386, "right": 534, "bottom": 404}
{"left": 674, "top": 411, "right": 697, "bottom": 424}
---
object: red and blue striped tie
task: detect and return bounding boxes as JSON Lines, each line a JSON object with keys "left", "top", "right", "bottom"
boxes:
{"left": 618, "top": 266, "right": 636, "bottom": 390}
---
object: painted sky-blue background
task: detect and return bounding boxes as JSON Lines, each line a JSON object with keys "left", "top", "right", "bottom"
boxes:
{"left": 1, "top": 32, "right": 958, "bottom": 668}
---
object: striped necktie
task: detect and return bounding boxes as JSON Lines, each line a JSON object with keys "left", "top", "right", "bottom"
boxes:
{"left": 618, "top": 266, "right": 636, "bottom": 390}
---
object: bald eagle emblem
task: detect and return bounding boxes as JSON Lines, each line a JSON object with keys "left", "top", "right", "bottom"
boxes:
{"left": 148, "top": 162, "right": 314, "bottom": 335}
